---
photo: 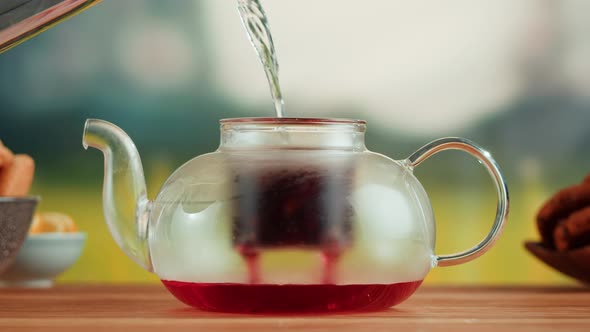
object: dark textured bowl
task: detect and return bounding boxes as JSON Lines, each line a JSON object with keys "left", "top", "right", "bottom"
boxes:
{"left": 525, "top": 241, "right": 590, "bottom": 285}
{"left": 0, "top": 197, "right": 39, "bottom": 274}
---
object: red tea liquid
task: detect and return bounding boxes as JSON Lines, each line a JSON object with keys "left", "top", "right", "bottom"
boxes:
{"left": 162, "top": 280, "right": 423, "bottom": 313}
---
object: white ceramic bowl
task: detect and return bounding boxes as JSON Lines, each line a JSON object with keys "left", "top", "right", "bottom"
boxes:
{"left": 0, "top": 232, "right": 86, "bottom": 287}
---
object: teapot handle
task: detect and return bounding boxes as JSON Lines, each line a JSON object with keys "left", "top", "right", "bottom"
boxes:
{"left": 406, "top": 137, "right": 509, "bottom": 267}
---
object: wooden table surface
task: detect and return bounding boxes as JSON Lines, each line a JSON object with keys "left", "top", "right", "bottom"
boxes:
{"left": 0, "top": 285, "right": 589, "bottom": 331}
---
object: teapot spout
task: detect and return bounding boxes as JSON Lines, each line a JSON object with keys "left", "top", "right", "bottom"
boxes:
{"left": 83, "top": 119, "right": 152, "bottom": 271}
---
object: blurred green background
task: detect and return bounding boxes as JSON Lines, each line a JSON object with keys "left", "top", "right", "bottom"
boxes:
{"left": 1, "top": 0, "right": 590, "bottom": 285}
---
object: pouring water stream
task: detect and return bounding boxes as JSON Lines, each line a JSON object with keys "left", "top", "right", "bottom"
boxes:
{"left": 237, "top": 0, "right": 285, "bottom": 118}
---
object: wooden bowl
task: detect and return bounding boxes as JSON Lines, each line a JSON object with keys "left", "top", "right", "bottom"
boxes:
{"left": 525, "top": 241, "right": 590, "bottom": 285}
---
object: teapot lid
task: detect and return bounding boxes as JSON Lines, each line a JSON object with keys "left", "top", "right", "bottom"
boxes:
{"left": 220, "top": 117, "right": 366, "bottom": 125}
{"left": 219, "top": 118, "right": 367, "bottom": 151}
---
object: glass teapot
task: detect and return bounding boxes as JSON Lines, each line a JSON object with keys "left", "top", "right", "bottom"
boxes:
{"left": 83, "top": 117, "right": 509, "bottom": 313}
{"left": 0, "top": 0, "right": 100, "bottom": 53}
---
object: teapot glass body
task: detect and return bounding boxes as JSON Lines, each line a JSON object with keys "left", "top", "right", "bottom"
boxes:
{"left": 83, "top": 117, "right": 508, "bottom": 312}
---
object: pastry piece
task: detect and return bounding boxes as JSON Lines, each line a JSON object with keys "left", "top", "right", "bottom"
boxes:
{"left": 0, "top": 140, "right": 14, "bottom": 168}
{"left": 30, "top": 212, "right": 78, "bottom": 234}
{"left": 536, "top": 184, "right": 590, "bottom": 248}
{"left": 554, "top": 206, "right": 590, "bottom": 252}
{"left": 0, "top": 154, "right": 35, "bottom": 196}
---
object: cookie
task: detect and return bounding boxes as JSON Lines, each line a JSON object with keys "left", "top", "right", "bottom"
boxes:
{"left": 537, "top": 184, "right": 590, "bottom": 247}
{"left": 30, "top": 212, "right": 78, "bottom": 234}
{"left": 554, "top": 206, "right": 590, "bottom": 252}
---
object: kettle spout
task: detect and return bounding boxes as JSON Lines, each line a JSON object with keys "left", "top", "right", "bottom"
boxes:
{"left": 83, "top": 119, "right": 152, "bottom": 271}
